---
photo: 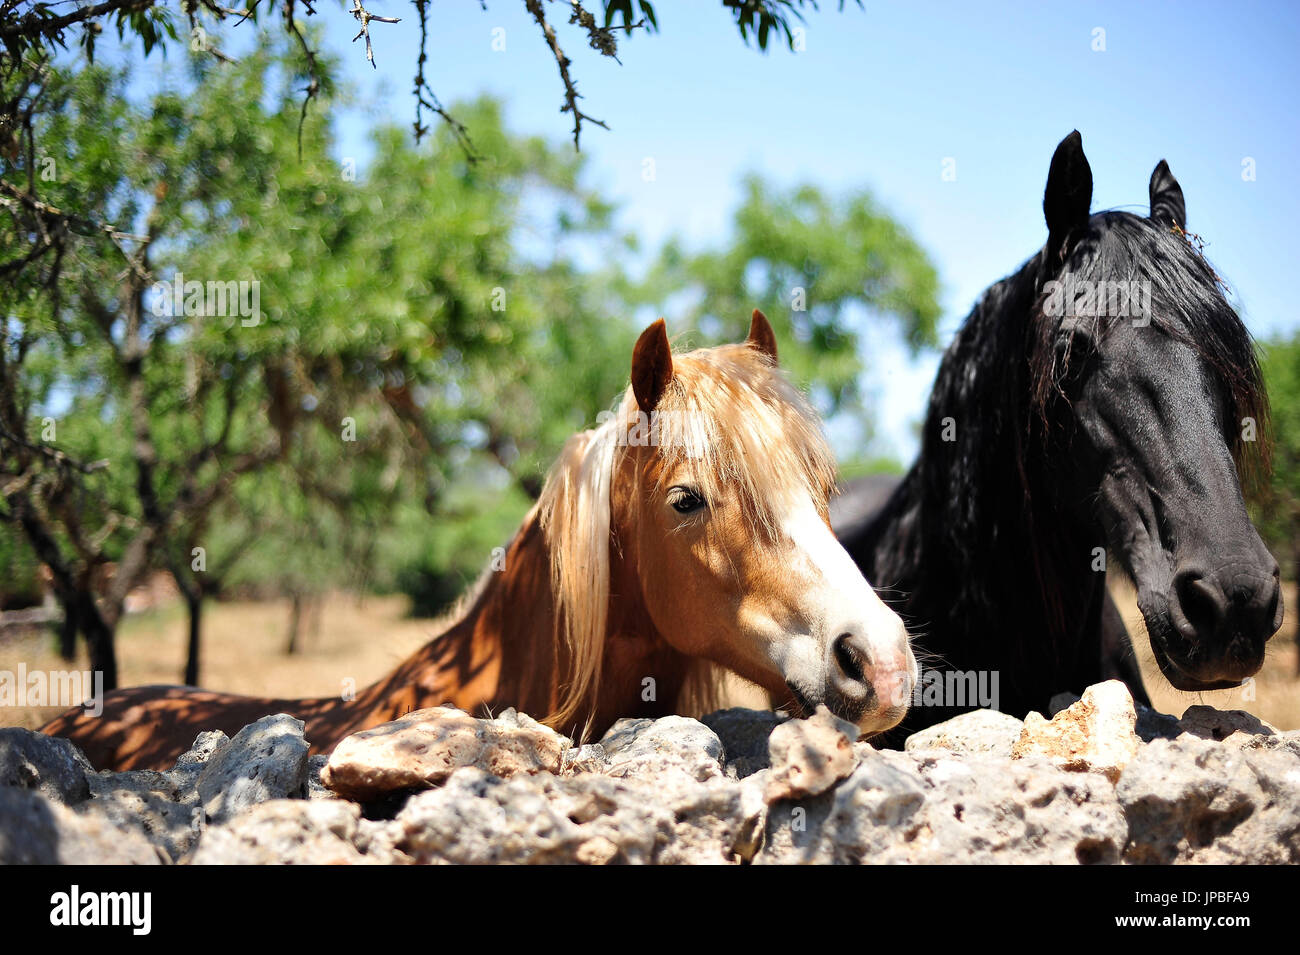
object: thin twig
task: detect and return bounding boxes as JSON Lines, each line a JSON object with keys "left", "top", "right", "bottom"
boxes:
{"left": 0, "top": 0, "right": 156, "bottom": 46}
{"left": 349, "top": 0, "right": 400, "bottom": 69}
{"left": 0, "top": 421, "right": 109, "bottom": 476}
{"left": 410, "top": 0, "right": 478, "bottom": 160}
{"left": 524, "top": 0, "right": 608, "bottom": 151}
{"left": 282, "top": 0, "right": 320, "bottom": 160}
{"left": 0, "top": 178, "right": 148, "bottom": 243}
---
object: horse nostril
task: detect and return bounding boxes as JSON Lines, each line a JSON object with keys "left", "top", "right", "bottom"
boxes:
{"left": 1173, "top": 569, "right": 1227, "bottom": 640}
{"left": 833, "top": 632, "right": 869, "bottom": 684}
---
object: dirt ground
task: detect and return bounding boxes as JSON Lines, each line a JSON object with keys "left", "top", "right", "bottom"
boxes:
{"left": 2, "top": 582, "right": 1297, "bottom": 732}
{"left": 0, "top": 593, "right": 441, "bottom": 731}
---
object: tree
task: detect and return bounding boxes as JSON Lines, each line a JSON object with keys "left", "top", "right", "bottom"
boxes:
{"left": 1, "top": 37, "right": 643, "bottom": 682}
{"left": 2, "top": 10, "right": 942, "bottom": 688}
{"left": 1, "top": 1, "right": 865, "bottom": 154}
{"left": 636, "top": 175, "right": 942, "bottom": 455}
{"left": 1253, "top": 333, "right": 1300, "bottom": 582}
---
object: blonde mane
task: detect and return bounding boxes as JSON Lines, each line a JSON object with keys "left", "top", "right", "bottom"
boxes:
{"left": 537, "top": 341, "right": 838, "bottom": 733}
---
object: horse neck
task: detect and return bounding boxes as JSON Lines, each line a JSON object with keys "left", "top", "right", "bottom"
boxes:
{"left": 350, "top": 499, "right": 690, "bottom": 740}
{"left": 348, "top": 512, "right": 558, "bottom": 726}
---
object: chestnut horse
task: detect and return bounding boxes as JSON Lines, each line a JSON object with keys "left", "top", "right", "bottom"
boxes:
{"left": 45, "top": 311, "right": 916, "bottom": 769}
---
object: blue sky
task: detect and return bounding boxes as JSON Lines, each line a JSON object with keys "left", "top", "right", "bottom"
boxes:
{"left": 167, "top": 1, "right": 1300, "bottom": 461}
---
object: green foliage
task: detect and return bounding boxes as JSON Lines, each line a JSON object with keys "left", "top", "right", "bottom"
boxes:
{"left": 1, "top": 25, "right": 943, "bottom": 635}
{"left": 1, "top": 33, "right": 646, "bottom": 622}
{"left": 1253, "top": 333, "right": 1300, "bottom": 578}
{"left": 0, "top": 527, "right": 41, "bottom": 609}
{"left": 636, "top": 174, "right": 941, "bottom": 453}
{"left": 603, "top": 0, "right": 863, "bottom": 51}
{"left": 387, "top": 471, "right": 534, "bottom": 618}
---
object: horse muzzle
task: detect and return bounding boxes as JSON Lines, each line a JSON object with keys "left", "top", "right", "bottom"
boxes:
{"left": 785, "top": 625, "right": 917, "bottom": 735}
{"left": 1145, "top": 556, "right": 1283, "bottom": 690}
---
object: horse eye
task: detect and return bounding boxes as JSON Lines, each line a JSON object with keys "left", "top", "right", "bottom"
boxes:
{"left": 668, "top": 487, "right": 706, "bottom": 514}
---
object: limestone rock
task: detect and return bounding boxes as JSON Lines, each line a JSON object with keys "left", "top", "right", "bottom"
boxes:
{"left": 304, "top": 754, "right": 335, "bottom": 800}
{"left": 765, "top": 705, "right": 859, "bottom": 802}
{"left": 560, "top": 743, "right": 609, "bottom": 775}
{"left": 9, "top": 695, "right": 1299, "bottom": 866}
{"left": 904, "top": 709, "right": 1025, "bottom": 758}
{"left": 85, "top": 769, "right": 198, "bottom": 861}
{"left": 1049, "top": 690, "right": 1183, "bottom": 744}
{"left": 0, "top": 786, "right": 163, "bottom": 864}
{"left": 1012, "top": 680, "right": 1140, "bottom": 782}
{"left": 366, "top": 762, "right": 755, "bottom": 865}
{"left": 196, "top": 714, "right": 309, "bottom": 824}
{"left": 372, "top": 768, "right": 673, "bottom": 864}
{"left": 0, "top": 728, "right": 94, "bottom": 804}
{"left": 1118, "top": 738, "right": 1300, "bottom": 864}
{"left": 165, "top": 729, "right": 228, "bottom": 794}
{"left": 759, "top": 748, "right": 1125, "bottom": 865}
{"left": 177, "top": 730, "right": 229, "bottom": 765}
{"left": 1177, "top": 705, "right": 1278, "bottom": 746}
{"left": 321, "top": 706, "right": 566, "bottom": 801}
{"left": 600, "top": 715, "right": 725, "bottom": 782}
{"left": 189, "top": 799, "right": 383, "bottom": 865}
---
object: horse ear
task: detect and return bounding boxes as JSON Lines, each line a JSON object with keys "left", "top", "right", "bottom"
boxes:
{"left": 1149, "top": 159, "right": 1186, "bottom": 230}
{"left": 631, "top": 318, "right": 674, "bottom": 413}
{"left": 746, "top": 308, "right": 779, "bottom": 364}
{"left": 1043, "top": 130, "right": 1093, "bottom": 261}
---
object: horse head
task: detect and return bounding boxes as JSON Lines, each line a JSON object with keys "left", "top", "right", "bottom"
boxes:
{"left": 541, "top": 311, "right": 917, "bottom": 735}
{"left": 1032, "top": 131, "right": 1283, "bottom": 691}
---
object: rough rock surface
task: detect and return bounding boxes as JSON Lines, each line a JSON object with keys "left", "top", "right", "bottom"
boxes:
{"left": 1118, "top": 738, "right": 1300, "bottom": 863}
{"left": 86, "top": 768, "right": 200, "bottom": 860}
{"left": 1175, "top": 705, "right": 1288, "bottom": 750}
{"left": 601, "top": 714, "right": 726, "bottom": 782}
{"left": 0, "top": 727, "right": 94, "bottom": 804}
{"left": 904, "top": 709, "right": 1025, "bottom": 758}
{"left": 765, "top": 706, "right": 859, "bottom": 801}
{"left": 321, "top": 706, "right": 567, "bottom": 800}
{"left": 1012, "top": 680, "right": 1142, "bottom": 782}
{"left": 759, "top": 749, "right": 1126, "bottom": 864}
{"left": 189, "top": 799, "right": 384, "bottom": 865}
{"left": 198, "top": 714, "right": 310, "bottom": 824}
{"left": 0, "top": 785, "right": 164, "bottom": 864}
{"left": 5, "top": 685, "right": 1298, "bottom": 864}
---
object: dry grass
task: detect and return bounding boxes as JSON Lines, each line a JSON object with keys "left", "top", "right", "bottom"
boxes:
{"left": 2, "top": 582, "right": 1296, "bottom": 733}
{"left": 0, "top": 593, "right": 439, "bottom": 731}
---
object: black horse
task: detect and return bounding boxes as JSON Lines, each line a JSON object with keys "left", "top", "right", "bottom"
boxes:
{"left": 836, "top": 131, "right": 1283, "bottom": 732}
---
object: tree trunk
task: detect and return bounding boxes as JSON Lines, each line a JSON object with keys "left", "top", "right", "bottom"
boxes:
{"left": 75, "top": 592, "right": 118, "bottom": 690}
{"left": 286, "top": 592, "right": 302, "bottom": 655}
{"left": 57, "top": 604, "right": 77, "bottom": 661}
{"left": 183, "top": 589, "right": 202, "bottom": 687}
{"left": 51, "top": 583, "right": 76, "bottom": 661}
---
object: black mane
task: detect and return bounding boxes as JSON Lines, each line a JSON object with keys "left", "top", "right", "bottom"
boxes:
{"left": 1028, "top": 213, "right": 1268, "bottom": 476}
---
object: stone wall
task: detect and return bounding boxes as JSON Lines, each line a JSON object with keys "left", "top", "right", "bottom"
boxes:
{"left": 2, "top": 681, "right": 1297, "bottom": 864}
